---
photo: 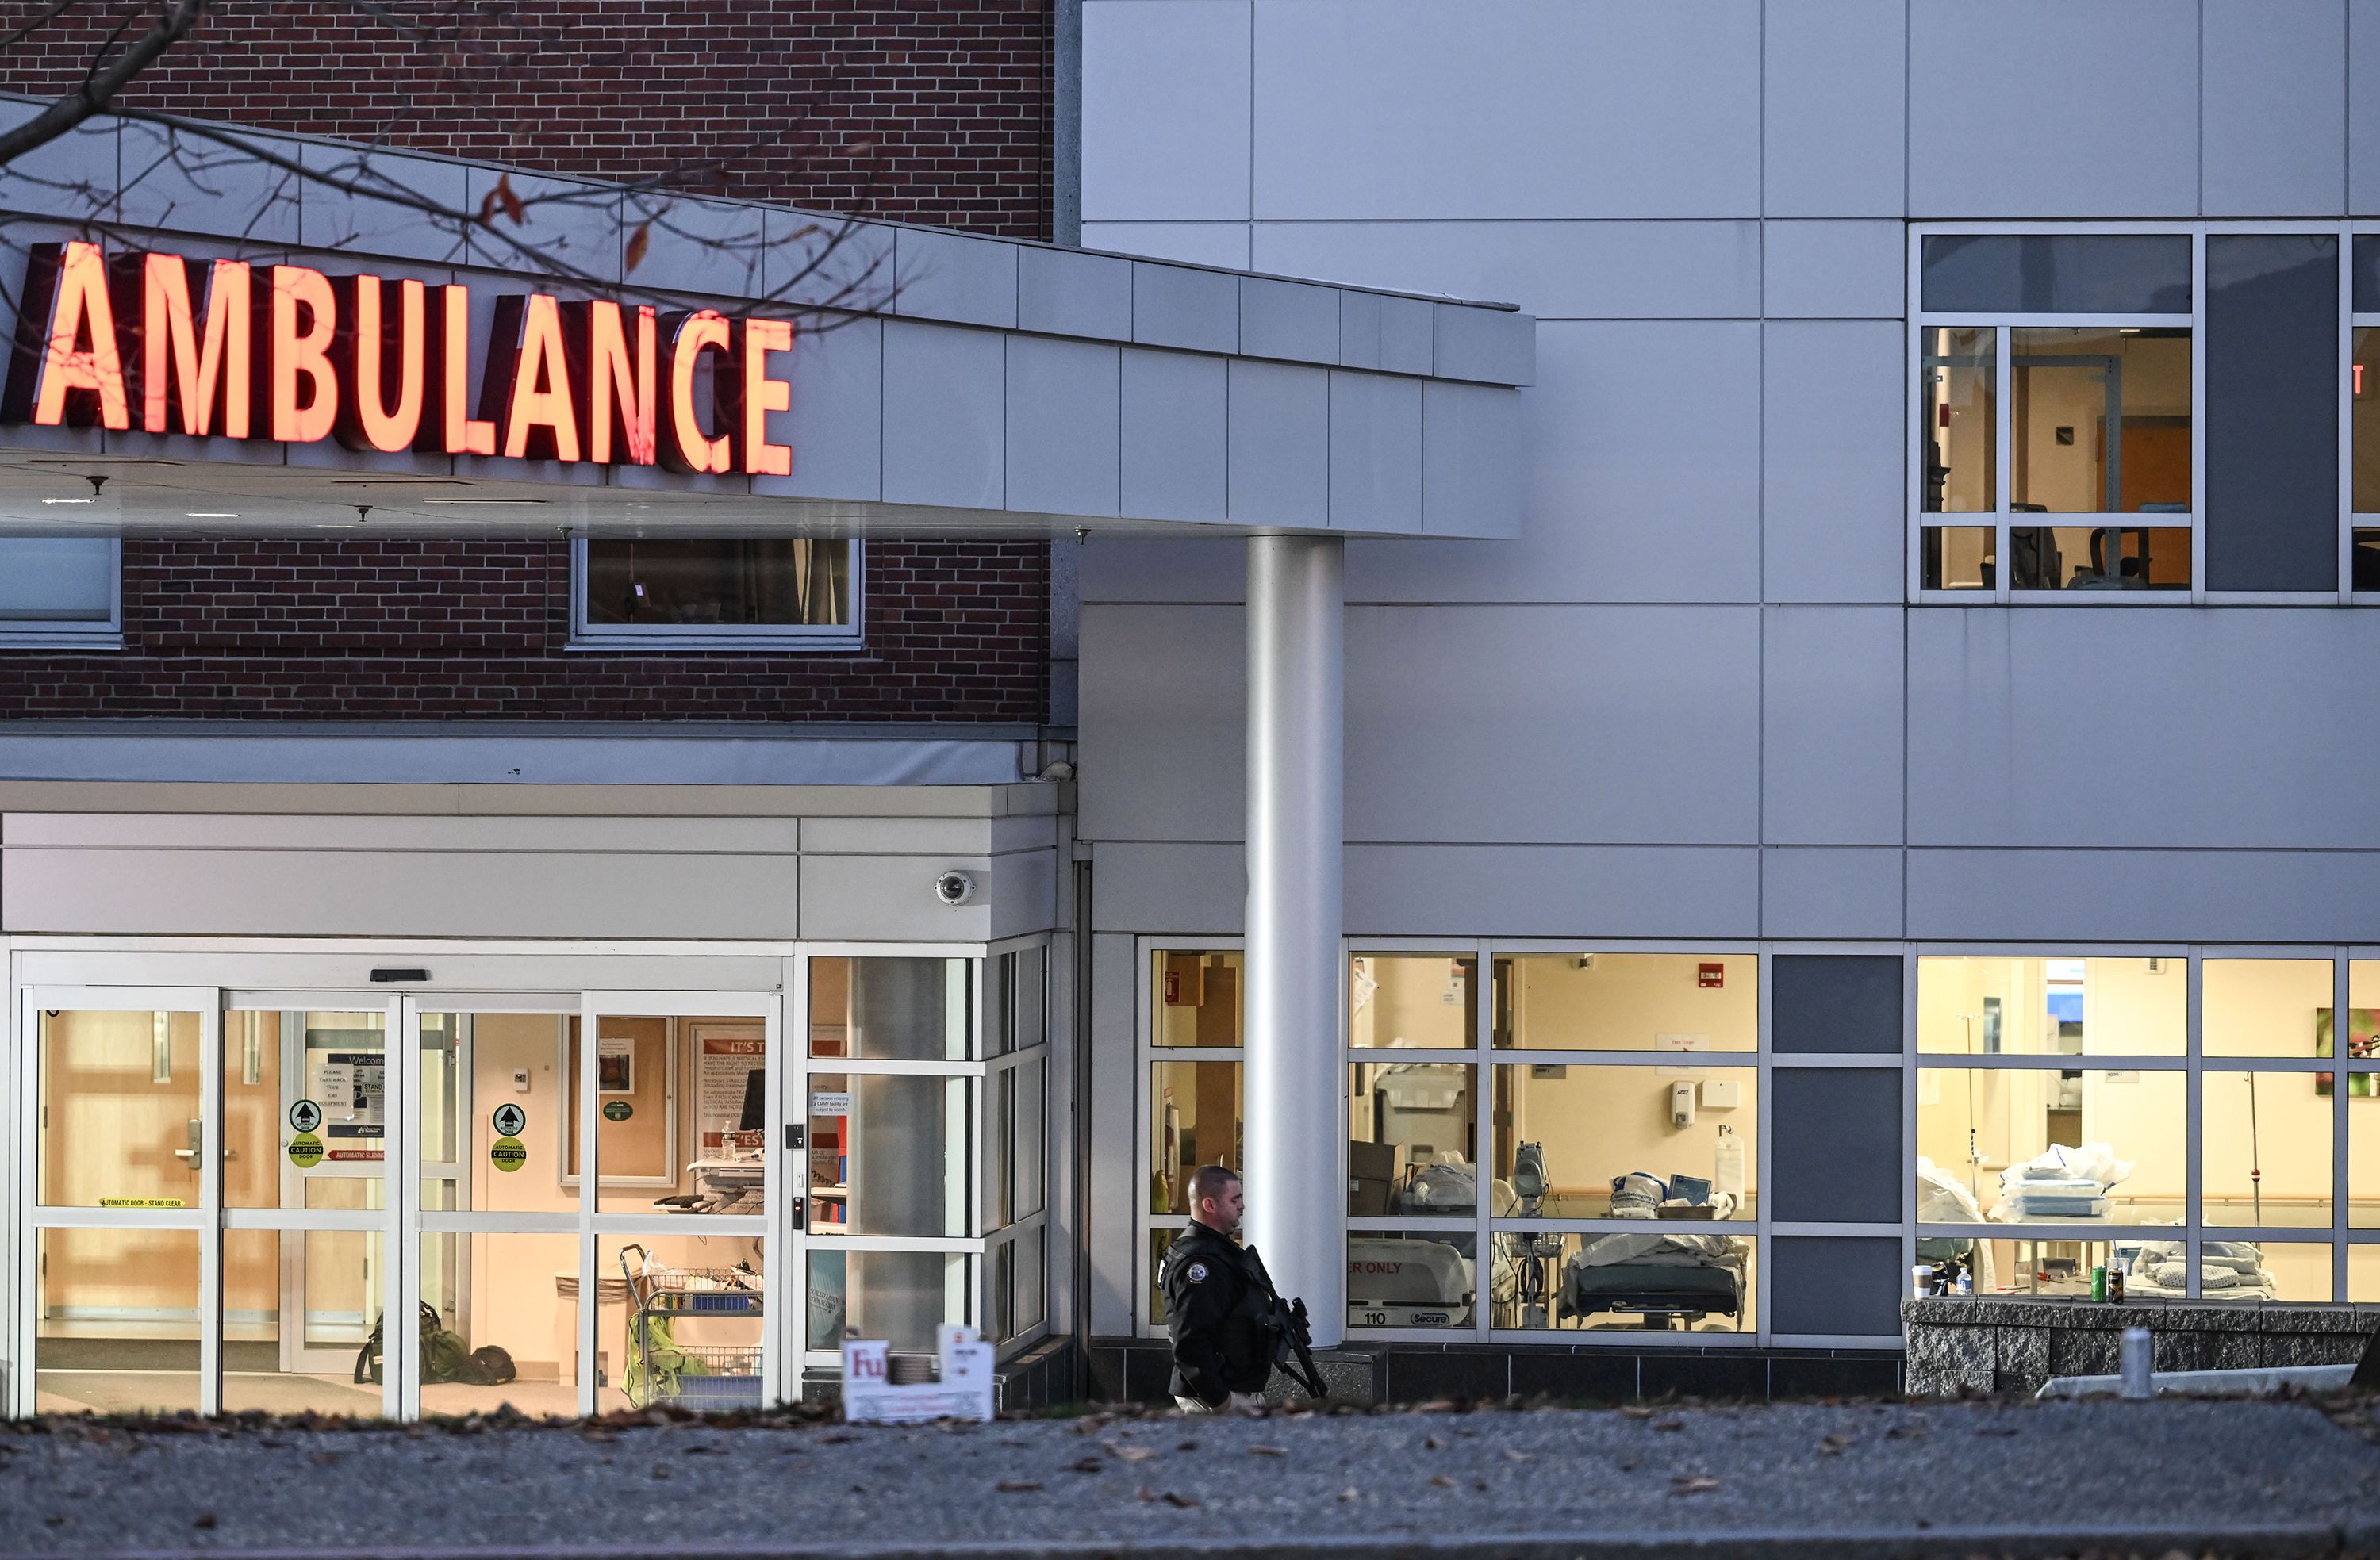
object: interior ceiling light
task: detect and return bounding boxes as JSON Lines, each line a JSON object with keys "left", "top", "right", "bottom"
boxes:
{"left": 419, "top": 497, "right": 551, "bottom": 505}
{"left": 185, "top": 512, "right": 240, "bottom": 519}
{"left": 39, "top": 496, "right": 93, "bottom": 504}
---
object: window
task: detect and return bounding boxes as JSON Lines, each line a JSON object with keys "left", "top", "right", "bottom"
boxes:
{"left": 570, "top": 537, "right": 859, "bottom": 650}
{"left": 1141, "top": 946, "right": 1242, "bottom": 1324}
{"left": 1917, "top": 235, "right": 2196, "bottom": 596}
{"left": 0, "top": 537, "right": 120, "bottom": 649}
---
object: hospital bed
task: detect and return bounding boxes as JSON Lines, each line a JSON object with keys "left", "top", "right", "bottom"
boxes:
{"left": 1346, "top": 1236, "right": 1474, "bottom": 1328}
{"left": 1555, "top": 1229, "right": 1748, "bottom": 1330}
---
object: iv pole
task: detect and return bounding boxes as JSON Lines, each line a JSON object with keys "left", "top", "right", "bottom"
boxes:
{"left": 1961, "top": 1014, "right": 1986, "bottom": 1201}
{"left": 2247, "top": 1071, "right": 2263, "bottom": 1226}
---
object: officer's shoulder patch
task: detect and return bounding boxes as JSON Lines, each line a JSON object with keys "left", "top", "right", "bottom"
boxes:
{"left": 1183, "top": 1261, "right": 1208, "bottom": 1283}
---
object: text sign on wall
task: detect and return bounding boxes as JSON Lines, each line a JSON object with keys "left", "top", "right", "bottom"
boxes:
{"left": 1, "top": 240, "right": 797, "bottom": 477}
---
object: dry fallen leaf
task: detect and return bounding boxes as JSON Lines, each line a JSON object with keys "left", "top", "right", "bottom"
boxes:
{"left": 1618, "top": 1405, "right": 1655, "bottom": 1419}
{"left": 1337, "top": 1487, "right": 1361, "bottom": 1502}
{"left": 1429, "top": 1474, "right": 1457, "bottom": 1489}
{"left": 1162, "top": 1491, "right": 1200, "bottom": 1509}
{"left": 624, "top": 220, "right": 652, "bottom": 274}
{"left": 1671, "top": 1476, "right": 1721, "bottom": 1497}
{"left": 1817, "top": 1434, "right": 1856, "bottom": 1457}
{"left": 1423, "top": 1434, "right": 1445, "bottom": 1450}
{"left": 1652, "top": 1418, "right": 1684, "bottom": 1432}
{"left": 1502, "top": 1447, "right": 1534, "bottom": 1462}
{"left": 1111, "top": 1445, "right": 1159, "bottom": 1463}
{"left": 1249, "top": 1444, "right": 1287, "bottom": 1457}
{"left": 995, "top": 1479, "right": 1042, "bottom": 1493}
{"left": 1066, "top": 1456, "right": 1104, "bottom": 1473}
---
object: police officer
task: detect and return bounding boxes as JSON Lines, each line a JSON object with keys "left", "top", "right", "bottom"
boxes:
{"left": 1161, "top": 1164, "right": 1274, "bottom": 1412}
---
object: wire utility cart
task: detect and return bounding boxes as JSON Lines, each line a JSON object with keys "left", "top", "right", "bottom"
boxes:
{"left": 620, "top": 1244, "right": 765, "bottom": 1410}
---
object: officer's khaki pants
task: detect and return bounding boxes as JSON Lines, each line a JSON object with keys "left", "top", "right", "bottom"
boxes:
{"left": 1174, "top": 1392, "right": 1265, "bottom": 1413}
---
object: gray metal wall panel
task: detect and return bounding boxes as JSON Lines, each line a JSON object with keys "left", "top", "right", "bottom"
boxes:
{"left": 1760, "top": 321, "right": 1906, "bottom": 604}
{"left": 1762, "top": 222, "right": 1906, "bottom": 320}
{"left": 1250, "top": 0, "right": 1760, "bottom": 220}
{"left": 1772, "top": 1070, "right": 1900, "bottom": 1224}
{"left": 1760, "top": 848, "right": 1905, "bottom": 940}
{"left": 880, "top": 320, "right": 1006, "bottom": 511}
{"left": 2202, "top": 0, "right": 2347, "bottom": 217}
{"left": 1762, "top": 606, "right": 1905, "bottom": 846}
{"left": 1772, "top": 955, "right": 1904, "bottom": 1056}
{"left": 1763, "top": 0, "right": 1907, "bottom": 218}
{"left": 1088, "top": 842, "right": 1246, "bottom": 933}
{"left": 1087, "top": 931, "right": 1142, "bottom": 1334}
{"left": 1081, "top": 0, "right": 1253, "bottom": 222}
{"left": 1771, "top": 1236, "right": 1903, "bottom": 1338}
{"left": 1345, "top": 845, "right": 1760, "bottom": 938}
{"left": 1908, "top": 848, "right": 2380, "bottom": 942}
{"left": 754, "top": 315, "right": 883, "bottom": 504}
{"left": 1908, "top": 608, "right": 2380, "bottom": 849}
{"left": 1119, "top": 350, "right": 1230, "bottom": 526}
{"left": 1346, "top": 605, "right": 1760, "bottom": 846}
{"left": 895, "top": 228, "right": 1021, "bottom": 330}
{"left": 1077, "top": 604, "right": 1244, "bottom": 844}
{"left": 1005, "top": 337, "right": 1123, "bottom": 519}
{"left": 1328, "top": 372, "right": 1423, "bottom": 533}
{"left": 1909, "top": 0, "right": 2200, "bottom": 218}
{"left": 2355, "top": 0, "right": 2380, "bottom": 214}
{"left": 1255, "top": 220, "right": 1760, "bottom": 321}
{"left": 1226, "top": 360, "right": 1330, "bottom": 527}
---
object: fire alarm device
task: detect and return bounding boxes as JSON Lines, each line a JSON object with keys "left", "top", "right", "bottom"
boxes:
{"left": 1698, "top": 963, "right": 1724, "bottom": 988}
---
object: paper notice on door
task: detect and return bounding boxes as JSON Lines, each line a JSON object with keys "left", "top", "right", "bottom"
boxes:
{"left": 315, "top": 1052, "right": 386, "bottom": 1160}
{"left": 697, "top": 1031, "right": 766, "bottom": 1152}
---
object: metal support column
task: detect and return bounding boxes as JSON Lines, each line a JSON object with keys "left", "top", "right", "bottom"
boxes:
{"left": 1242, "top": 533, "right": 1345, "bottom": 1347}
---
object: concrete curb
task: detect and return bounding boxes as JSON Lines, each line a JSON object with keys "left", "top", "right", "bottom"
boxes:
{"left": 10, "top": 1523, "right": 2359, "bottom": 1560}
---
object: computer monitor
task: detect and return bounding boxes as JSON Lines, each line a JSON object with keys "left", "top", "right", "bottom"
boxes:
{"left": 738, "top": 1066, "right": 767, "bottom": 1133}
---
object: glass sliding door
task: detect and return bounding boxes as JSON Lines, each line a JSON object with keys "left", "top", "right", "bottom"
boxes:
{"left": 17, "top": 989, "right": 220, "bottom": 1416}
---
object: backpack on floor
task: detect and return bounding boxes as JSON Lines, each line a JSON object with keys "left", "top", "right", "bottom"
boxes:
{"left": 353, "top": 1304, "right": 513, "bottom": 1386}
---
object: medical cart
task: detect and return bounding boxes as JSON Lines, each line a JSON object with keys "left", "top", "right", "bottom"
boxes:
{"left": 620, "top": 1244, "right": 765, "bottom": 1410}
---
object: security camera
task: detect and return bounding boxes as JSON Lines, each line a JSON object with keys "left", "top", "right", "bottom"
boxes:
{"left": 933, "top": 871, "right": 977, "bottom": 906}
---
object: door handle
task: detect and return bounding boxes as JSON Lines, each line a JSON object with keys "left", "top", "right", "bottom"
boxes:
{"left": 789, "top": 1197, "right": 805, "bottom": 1231}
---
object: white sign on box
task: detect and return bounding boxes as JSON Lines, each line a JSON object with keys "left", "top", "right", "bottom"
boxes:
{"left": 840, "top": 1325, "right": 996, "bottom": 1424}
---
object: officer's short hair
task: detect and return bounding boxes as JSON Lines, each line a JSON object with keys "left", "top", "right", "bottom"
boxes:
{"left": 1187, "top": 1163, "right": 1240, "bottom": 1209}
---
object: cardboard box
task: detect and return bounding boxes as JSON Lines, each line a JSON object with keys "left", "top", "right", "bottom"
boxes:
{"left": 1348, "top": 1139, "right": 1403, "bottom": 1182}
{"left": 1348, "top": 1177, "right": 1392, "bottom": 1217}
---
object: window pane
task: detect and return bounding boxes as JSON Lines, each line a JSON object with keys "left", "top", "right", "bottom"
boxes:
{"left": 1921, "top": 235, "right": 2192, "bottom": 314}
{"left": 0, "top": 537, "right": 114, "bottom": 621}
{"left": 1013, "top": 946, "right": 1047, "bottom": 1051}
{"left": 1491, "top": 1230, "right": 1753, "bottom": 1333}
{"left": 808, "top": 1250, "right": 969, "bottom": 1353}
{"left": 810, "top": 1071, "right": 969, "bottom": 1236}
{"left": 1350, "top": 954, "right": 1475, "bottom": 1047}
{"left": 1917, "top": 1068, "right": 2185, "bottom": 1223}
{"left": 1917, "top": 956, "right": 2184, "bottom": 1056}
{"left": 812, "top": 956, "right": 971, "bottom": 1060}
{"left": 583, "top": 538, "right": 851, "bottom": 627}
{"left": 2010, "top": 327, "right": 2190, "bottom": 516}
{"left": 2202, "top": 1071, "right": 2332, "bottom": 1227}
{"left": 1014, "top": 1058, "right": 1046, "bottom": 1220}
{"left": 607, "top": 1236, "right": 766, "bottom": 1413}
{"left": 2356, "top": 234, "right": 2380, "bottom": 313}
{"left": 38, "top": 1228, "right": 200, "bottom": 1414}
{"left": 1347, "top": 1229, "right": 1478, "bottom": 1331}
{"left": 1921, "top": 326, "right": 1997, "bottom": 512}
{"left": 221, "top": 1229, "right": 387, "bottom": 1418}
{"left": 2120, "top": 1239, "right": 2328, "bottom": 1301}
{"left": 40, "top": 1009, "right": 205, "bottom": 1209}
{"left": 2355, "top": 328, "right": 2380, "bottom": 516}
{"left": 1150, "top": 1060, "right": 1240, "bottom": 1213}
{"left": 1491, "top": 1064, "right": 1756, "bottom": 1219}
{"left": 984, "top": 1067, "right": 1013, "bottom": 1232}
{"left": 1153, "top": 950, "right": 1242, "bottom": 1047}
{"left": 2205, "top": 233, "right": 2340, "bottom": 592}
{"left": 2354, "top": 1246, "right": 2380, "bottom": 1301}
{"left": 1921, "top": 525, "right": 1996, "bottom": 589}
{"left": 1970, "top": 1236, "right": 2128, "bottom": 1298}
{"left": 1353, "top": 1063, "right": 1477, "bottom": 1217}
{"left": 1015, "top": 1227, "right": 1047, "bottom": 1334}
{"left": 2351, "top": 1090, "right": 2380, "bottom": 1228}
{"left": 452, "top": 1012, "right": 569, "bottom": 1216}
{"left": 2008, "top": 526, "right": 2189, "bottom": 590}
{"left": 2205, "top": 958, "right": 2336, "bottom": 1057}
{"left": 1494, "top": 953, "right": 1756, "bottom": 1052}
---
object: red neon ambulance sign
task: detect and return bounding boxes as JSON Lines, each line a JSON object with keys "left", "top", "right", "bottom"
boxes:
{"left": 0, "top": 240, "right": 795, "bottom": 477}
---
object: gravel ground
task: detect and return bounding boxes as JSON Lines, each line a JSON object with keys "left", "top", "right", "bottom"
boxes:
{"left": 0, "top": 1396, "right": 2376, "bottom": 1559}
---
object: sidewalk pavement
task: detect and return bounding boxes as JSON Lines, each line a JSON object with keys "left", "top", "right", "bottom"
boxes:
{"left": 2, "top": 1394, "right": 2378, "bottom": 1559}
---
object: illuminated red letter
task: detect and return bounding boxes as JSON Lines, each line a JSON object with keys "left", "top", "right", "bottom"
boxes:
{"left": 418, "top": 284, "right": 496, "bottom": 456}
{"left": 740, "top": 317, "right": 793, "bottom": 477}
{"left": 483, "top": 293, "right": 581, "bottom": 462}
{"left": 332, "top": 274, "right": 426, "bottom": 453}
{"left": 263, "top": 265, "right": 338, "bottom": 443}
{"left": 134, "top": 254, "right": 251, "bottom": 438}
{"left": 2, "top": 240, "right": 129, "bottom": 429}
{"left": 566, "top": 300, "right": 656, "bottom": 466}
{"left": 662, "top": 309, "right": 735, "bottom": 474}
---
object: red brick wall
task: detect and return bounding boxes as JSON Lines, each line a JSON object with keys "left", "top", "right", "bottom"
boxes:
{"left": 0, "top": 0, "right": 1053, "bottom": 236}
{"left": 0, "top": 2, "right": 1054, "bottom": 725}
{"left": 0, "top": 539, "right": 1049, "bottom": 723}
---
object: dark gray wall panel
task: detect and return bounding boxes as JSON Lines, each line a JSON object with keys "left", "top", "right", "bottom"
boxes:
{"left": 1772, "top": 954, "right": 1903, "bottom": 1054}
{"left": 2205, "top": 233, "right": 2340, "bottom": 592}
{"left": 1772, "top": 1067, "right": 1900, "bottom": 1223}
{"left": 1772, "top": 1236, "right": 1903, "bottom": 1338}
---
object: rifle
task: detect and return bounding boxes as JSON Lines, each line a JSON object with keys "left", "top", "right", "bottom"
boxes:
{"left": 1242, "top": 1244, "right": 1327, "bottom": 1401}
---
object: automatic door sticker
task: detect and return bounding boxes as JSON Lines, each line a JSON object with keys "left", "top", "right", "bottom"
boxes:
{"left": 602, "top": 1099, "right": 633, "bottom": 1122}
{"left": 489, "top": 1136, "right": 527, "bottom": 1173}
{"left": 490, "top": 1103, "right": 527, "bottom": 1137}
{"left": 288, "top": 1099, "right": 323, "bottom": 1134}
{"left": 287, "top": 1133, "right": 324, "bottom": 1170}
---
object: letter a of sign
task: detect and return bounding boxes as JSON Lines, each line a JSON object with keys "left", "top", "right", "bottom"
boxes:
{"left": 484, "top": 294, "right": 581, "bottom": 462}
{"left": 2, "top": 241, "right": 129, "bottom": 429}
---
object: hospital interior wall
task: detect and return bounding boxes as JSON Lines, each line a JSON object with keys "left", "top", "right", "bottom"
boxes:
{"left": 1503, "top": 1067, "right": 1760, "bottom": 1213}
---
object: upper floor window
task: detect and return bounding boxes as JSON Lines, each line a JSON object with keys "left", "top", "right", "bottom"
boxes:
{"left": 570, "top": 538, "right": 861, "bottom": 650}
{"left": 0, "top": 538, "right": 121, "bottom": 650}
{"left": 1916, "top": 234, "right": 2195, "bottom": 596}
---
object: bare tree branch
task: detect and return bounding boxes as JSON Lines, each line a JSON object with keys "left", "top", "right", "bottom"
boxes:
{"left": 0, "top": 0, "right": 211, "bottom": 167}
